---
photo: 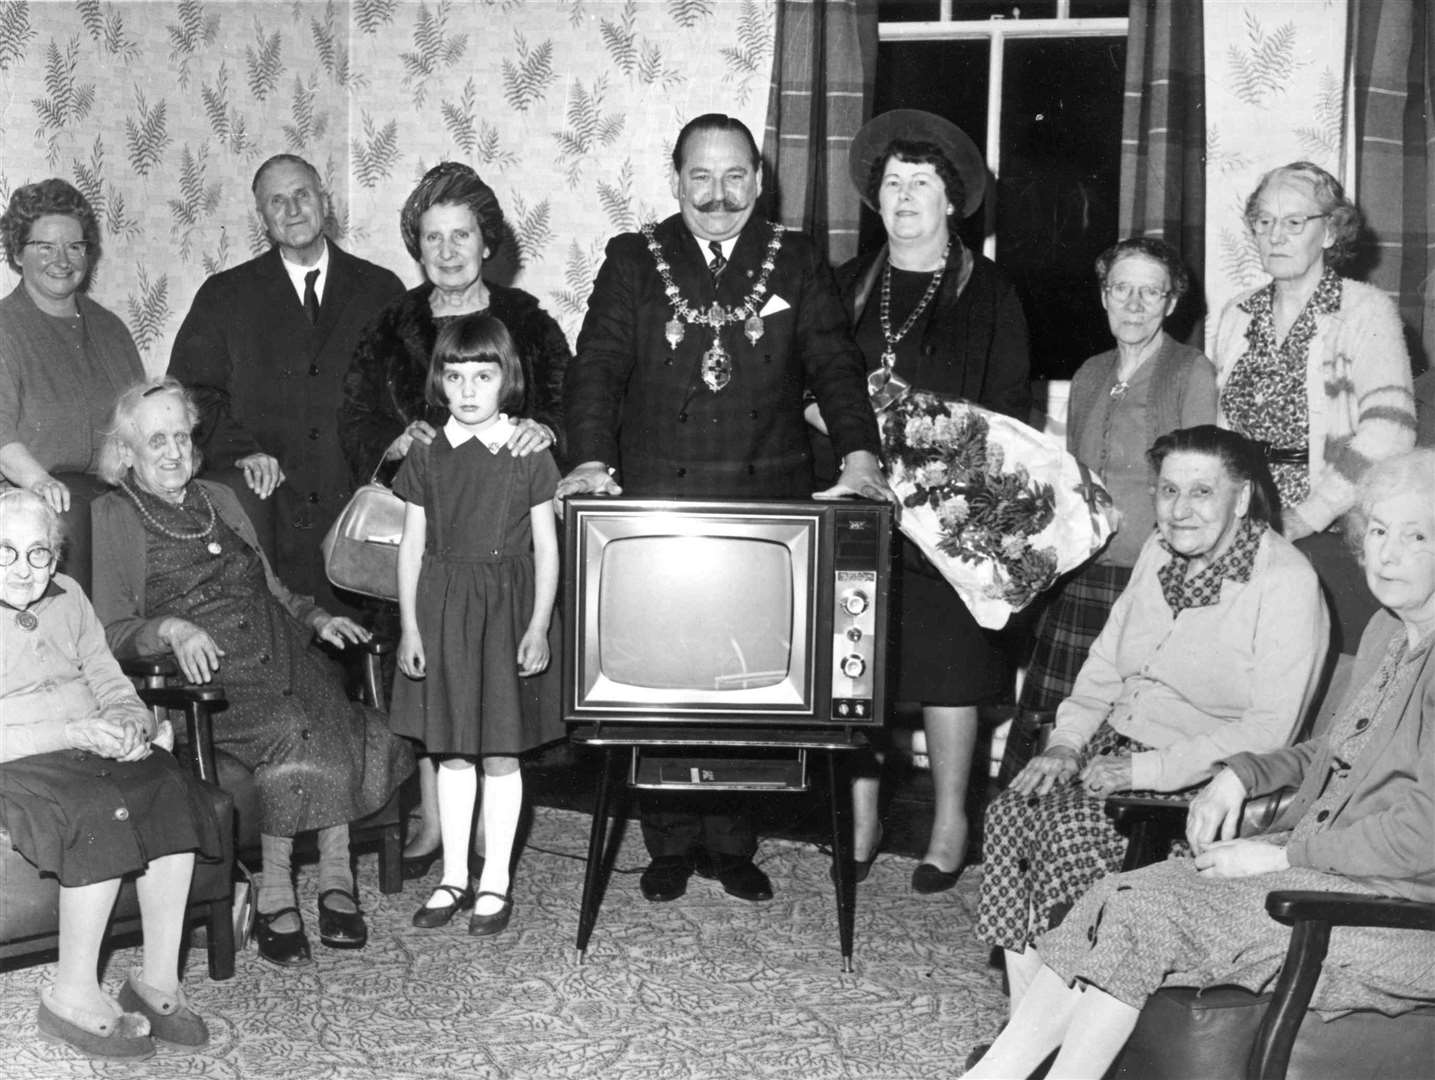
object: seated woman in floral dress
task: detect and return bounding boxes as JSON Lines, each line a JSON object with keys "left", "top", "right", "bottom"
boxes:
{"left": 975, "top": 426, "right": 1329, "bottom": 1016}
{"left": 966, "top": 447, "right": 1435, "bottom": 1079}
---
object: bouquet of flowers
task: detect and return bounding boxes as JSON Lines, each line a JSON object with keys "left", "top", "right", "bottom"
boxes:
{"left": 881, "top": 390, "right": 1119, "bottom": 629}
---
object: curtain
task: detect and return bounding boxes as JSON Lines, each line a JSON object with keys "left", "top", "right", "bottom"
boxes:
{"left": 761, "top": 0, "right": 878, "bottom": 267}
{"left": 1351, "top": 0, "right": 1434, "bottom": 373}
{"left": 1118, "top": 0, "right": 1206, "bottom": 341}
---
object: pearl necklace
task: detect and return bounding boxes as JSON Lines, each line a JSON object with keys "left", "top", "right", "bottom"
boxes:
{"left": 643, "top": 221, "right": 785, "bottom": 392}
{"left": 121, "top": 480, "right": 223, "bottom": 556}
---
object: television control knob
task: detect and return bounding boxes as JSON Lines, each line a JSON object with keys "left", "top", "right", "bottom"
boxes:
{"left": 840, "top": 654, "right": 866, "bottom": 679}
{"left": 840, "top": 589, "right": 870, "bottom": 616}
{"left": 845, "top": 626, "right": 863, "bottom": 643}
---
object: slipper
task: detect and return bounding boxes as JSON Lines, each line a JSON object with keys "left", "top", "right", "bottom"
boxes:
{"left": 118, "top": 971, "right": 209, "bottom": 1048}
{"left": 37, "top": 989, "right": 154, "bottom": 1060}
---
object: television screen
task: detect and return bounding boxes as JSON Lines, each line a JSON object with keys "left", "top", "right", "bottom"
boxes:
{"left": 597, "top": 535, "right": 793, "bottom": 691}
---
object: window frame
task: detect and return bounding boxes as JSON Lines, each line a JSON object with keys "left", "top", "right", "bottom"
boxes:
{"left": 878, "top": 7, "right": 1129, "bottom": 261}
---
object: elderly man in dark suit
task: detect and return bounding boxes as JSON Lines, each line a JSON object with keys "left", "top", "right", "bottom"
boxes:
{"left": 560, "top": 113, "right": 894, "bottom": 905}
{"left": 169, "top": 154, "right": 405, "bottom": 616}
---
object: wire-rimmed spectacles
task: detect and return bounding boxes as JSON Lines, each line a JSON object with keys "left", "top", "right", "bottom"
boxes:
{"left": 0, "top": 544, "right": 56, "bottom": 569}
{"left": 23, "top": 240, "right": 91, "bottom": 262}
{"left": 1247, "top": 213, "right": 1328, "bottom": 237}
{"left": 1104, "top": 281, "right": 1171, "bottom": 305}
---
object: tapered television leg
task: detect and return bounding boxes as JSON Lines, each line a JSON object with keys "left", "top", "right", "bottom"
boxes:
{"left": 827, "top": 749, "right": 856, "bottom": 971}
{"left": 576, "top": 747, "right": 617, "bottom": 960}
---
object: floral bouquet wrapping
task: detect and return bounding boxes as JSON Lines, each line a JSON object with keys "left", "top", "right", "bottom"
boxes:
{"left": 881, "top": 390, "right": 1119, "bottom": 629}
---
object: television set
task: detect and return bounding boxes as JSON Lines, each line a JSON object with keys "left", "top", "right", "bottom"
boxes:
{"left": 562, "top": 497, "right": 892, "bottom": 730}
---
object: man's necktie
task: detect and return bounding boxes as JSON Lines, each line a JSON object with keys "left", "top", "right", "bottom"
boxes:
{"left": 708, "top": 241, "right": 727, "bottom": 281}
{"left": 303, "top": 268, "right": 320, "bottom": 324}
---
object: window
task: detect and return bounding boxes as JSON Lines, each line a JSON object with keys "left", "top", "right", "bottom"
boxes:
{"left": 870, "top": 3, "right": 1128, "bottom": 380}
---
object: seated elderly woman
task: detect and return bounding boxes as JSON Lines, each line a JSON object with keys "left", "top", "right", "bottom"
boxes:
{"left": 89, "top": 378, "right": 413, "bottom": 969}
{"left": 966, "top": 447, "right": 1435, "bottom": 1079}
{"left": 975, "top": 425, "right": 1330, "bottom": 1014}
{"left": 0, "top": 490, "right": 223, "bottom": 1059}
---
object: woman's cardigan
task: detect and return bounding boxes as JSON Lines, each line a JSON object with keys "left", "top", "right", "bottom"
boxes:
{"left": 1213, "top": 277, "right": 1415, "bottom": 533}
{"left": 1225, "top": 610, "right": 1435, "bottom": 903}
{"left": 91, "top": 481, "right": 323, "bottom": 659}
{"left": 1045, "top": 528, "right": 1330, "bottom": 791}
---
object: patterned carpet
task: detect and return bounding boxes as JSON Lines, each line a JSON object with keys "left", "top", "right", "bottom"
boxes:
{"left": 0, "top": 807, "right": 1006, "bottom": 1079}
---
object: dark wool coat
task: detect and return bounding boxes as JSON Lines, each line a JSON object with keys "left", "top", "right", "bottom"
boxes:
{"left": 338, "top": 280, "right": 572, "bottom": 484}
{"left": 565, "top": 213, "right": 879, "bottom": 498}
{"left": 168, "top": 243, "right": 406, "bottom": 613}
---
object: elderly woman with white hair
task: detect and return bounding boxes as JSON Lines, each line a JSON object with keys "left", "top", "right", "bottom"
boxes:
{"left": 89, "top": 378, "right": 413, "bottom": 969}
{"left": 966, "top": 448, "right": 1435, "bottom": 1079}
{"left": 0, "top": 488, "right": 223, "bottom": 1059}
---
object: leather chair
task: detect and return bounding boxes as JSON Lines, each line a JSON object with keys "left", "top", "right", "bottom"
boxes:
{"left": 0, "top": 680, "right": 239, "bottom": 982}
{"left": 1113, "top": 890, "right": 1435, "bottom": 1080}
{"left": 1107, "top": 651, "right": 1435, "bottom": 1079}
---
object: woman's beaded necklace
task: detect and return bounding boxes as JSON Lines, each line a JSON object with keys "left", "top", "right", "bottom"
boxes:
{"left": 643, "top": 221, "right": 785, "bottom": 392}
{"left": 120, "top": 479, "right": 223, "bottom": 556}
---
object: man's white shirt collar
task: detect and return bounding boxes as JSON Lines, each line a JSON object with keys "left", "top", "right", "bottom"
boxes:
{"left": 691, "top": 234, "right": 737, "bottom": 260}
{"left": 444, "top": 413, "right": 514, "bottom": 452}
{"left": 279, "top": 240, "right": 330, "bottom": 305}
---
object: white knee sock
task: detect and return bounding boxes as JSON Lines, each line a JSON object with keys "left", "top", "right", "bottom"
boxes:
{"left": 430, "top": 762, "right": 478, "bottom": 904}
{"left": 317, "top": 824, "right": 355, "bottom": 910}
{"left": 475, "top": 767, "right": 522, "bottom": 914}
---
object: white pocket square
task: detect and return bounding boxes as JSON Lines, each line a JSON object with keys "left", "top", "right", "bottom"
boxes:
{"left": 759, "top": 295, "right": 791, "bottom": 317}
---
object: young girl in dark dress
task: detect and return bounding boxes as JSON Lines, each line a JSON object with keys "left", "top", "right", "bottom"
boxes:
{"left": 391, "top": 315, "right": 560, "bottom": 936}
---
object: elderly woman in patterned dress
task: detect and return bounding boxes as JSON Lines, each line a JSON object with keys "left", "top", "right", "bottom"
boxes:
{"left": 89, "top": 378, "right": 413, "bottom": 969}
{"left": 966, "top": 448, "right": 1435, "bottom": 1080}
{"left": 975, "top": 426, "right": 1329, "bottom": 1018}
{"left": 1214, "top": 161, "right": 1415, "bottom": 653}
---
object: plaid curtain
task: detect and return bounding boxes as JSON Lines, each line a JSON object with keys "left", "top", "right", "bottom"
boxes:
{"left": 1352, "top": 0, "right": 1434, "bottom": 373}
{"left": 761, "top": 0, "right": 877, "bottom": 266}
{"left": 1118, "top": 0, "right": 1206, "bottom": 341}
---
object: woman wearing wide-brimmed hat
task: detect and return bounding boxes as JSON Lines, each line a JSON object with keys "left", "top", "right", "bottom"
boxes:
{"left": 810, "top": 109, "right": 1032, "bottom": 893}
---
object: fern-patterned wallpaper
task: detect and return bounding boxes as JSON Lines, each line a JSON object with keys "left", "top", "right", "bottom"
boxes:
{"left": 1202, "top": 0, "right": 1347, "bottom": 347}
{"left": 0, "top": 0, "right": 775, "bottom": 374}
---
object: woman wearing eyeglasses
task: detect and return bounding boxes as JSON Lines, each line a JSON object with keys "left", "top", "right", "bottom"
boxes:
{"left": 1214, "top": 161, "right": 1415, "bottom": 652}
{"left": 0, "top": 180, "right": 144, "bottom": 579}
{"left": 1018, "top": 238, "right": 1217, "bottom": 717}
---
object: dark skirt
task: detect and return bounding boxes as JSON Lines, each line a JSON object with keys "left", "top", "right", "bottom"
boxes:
{"left": 0, "top": 748, "right": 224, "bottom": 888}
{"left": 1018, "top": 561, "right": 1132, "bottom": 713}
{"left": 891, "top": 536, "right": 1009, "bottom": 706}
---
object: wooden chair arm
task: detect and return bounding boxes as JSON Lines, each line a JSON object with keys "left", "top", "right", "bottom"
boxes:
{"left": 349, "top": 636, "right": 392, "bottom": 709}
{"left": 1250, "top": 891, "right": 1435, "bottom": 1080}
{"left": 120, "top": 654, "right": 180, "bottom": 685}
{"left": 1265, "top": 890, "right": 1435, "bottom": 932}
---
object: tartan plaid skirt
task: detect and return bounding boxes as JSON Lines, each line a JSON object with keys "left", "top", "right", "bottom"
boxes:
{"left": 1018, "top": 562, "right": 1132, "bottom": 713}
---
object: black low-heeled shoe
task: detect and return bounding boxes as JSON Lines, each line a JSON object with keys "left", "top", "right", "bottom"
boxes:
{"left": 467, "top": 891, "right": 513, "bottom": 937}
{"left": 830, "top": 825, "right": 884, "bottom": 886}
{"left": 254, "top": 907, "right": 313, "bottom": 967}
{"left": 317, "top": 889, "right": 368, "bottom": 950}
{"left": 412, "top": 884, "right": 474, "bottom": 929}
{"left": 401, "top": 847, "right": 442, "bottom": 881}
{"left": 911, "top": 861, "right": 964, "bottom": 894}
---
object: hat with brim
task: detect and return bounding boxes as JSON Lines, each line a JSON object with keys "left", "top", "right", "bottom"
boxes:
{"left": 849, "top": 109, "right": 986, "bottom": 218}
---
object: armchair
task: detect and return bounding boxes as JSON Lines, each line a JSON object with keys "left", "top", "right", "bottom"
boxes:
{"left": 0, "top": 679, "right": 238, "bottom": 982}
{"left": 1114, "top": 890, "right": 1435, "bottom": 1080}
{"left": 131, "top": 642, "right": 406, "bottom": 895}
